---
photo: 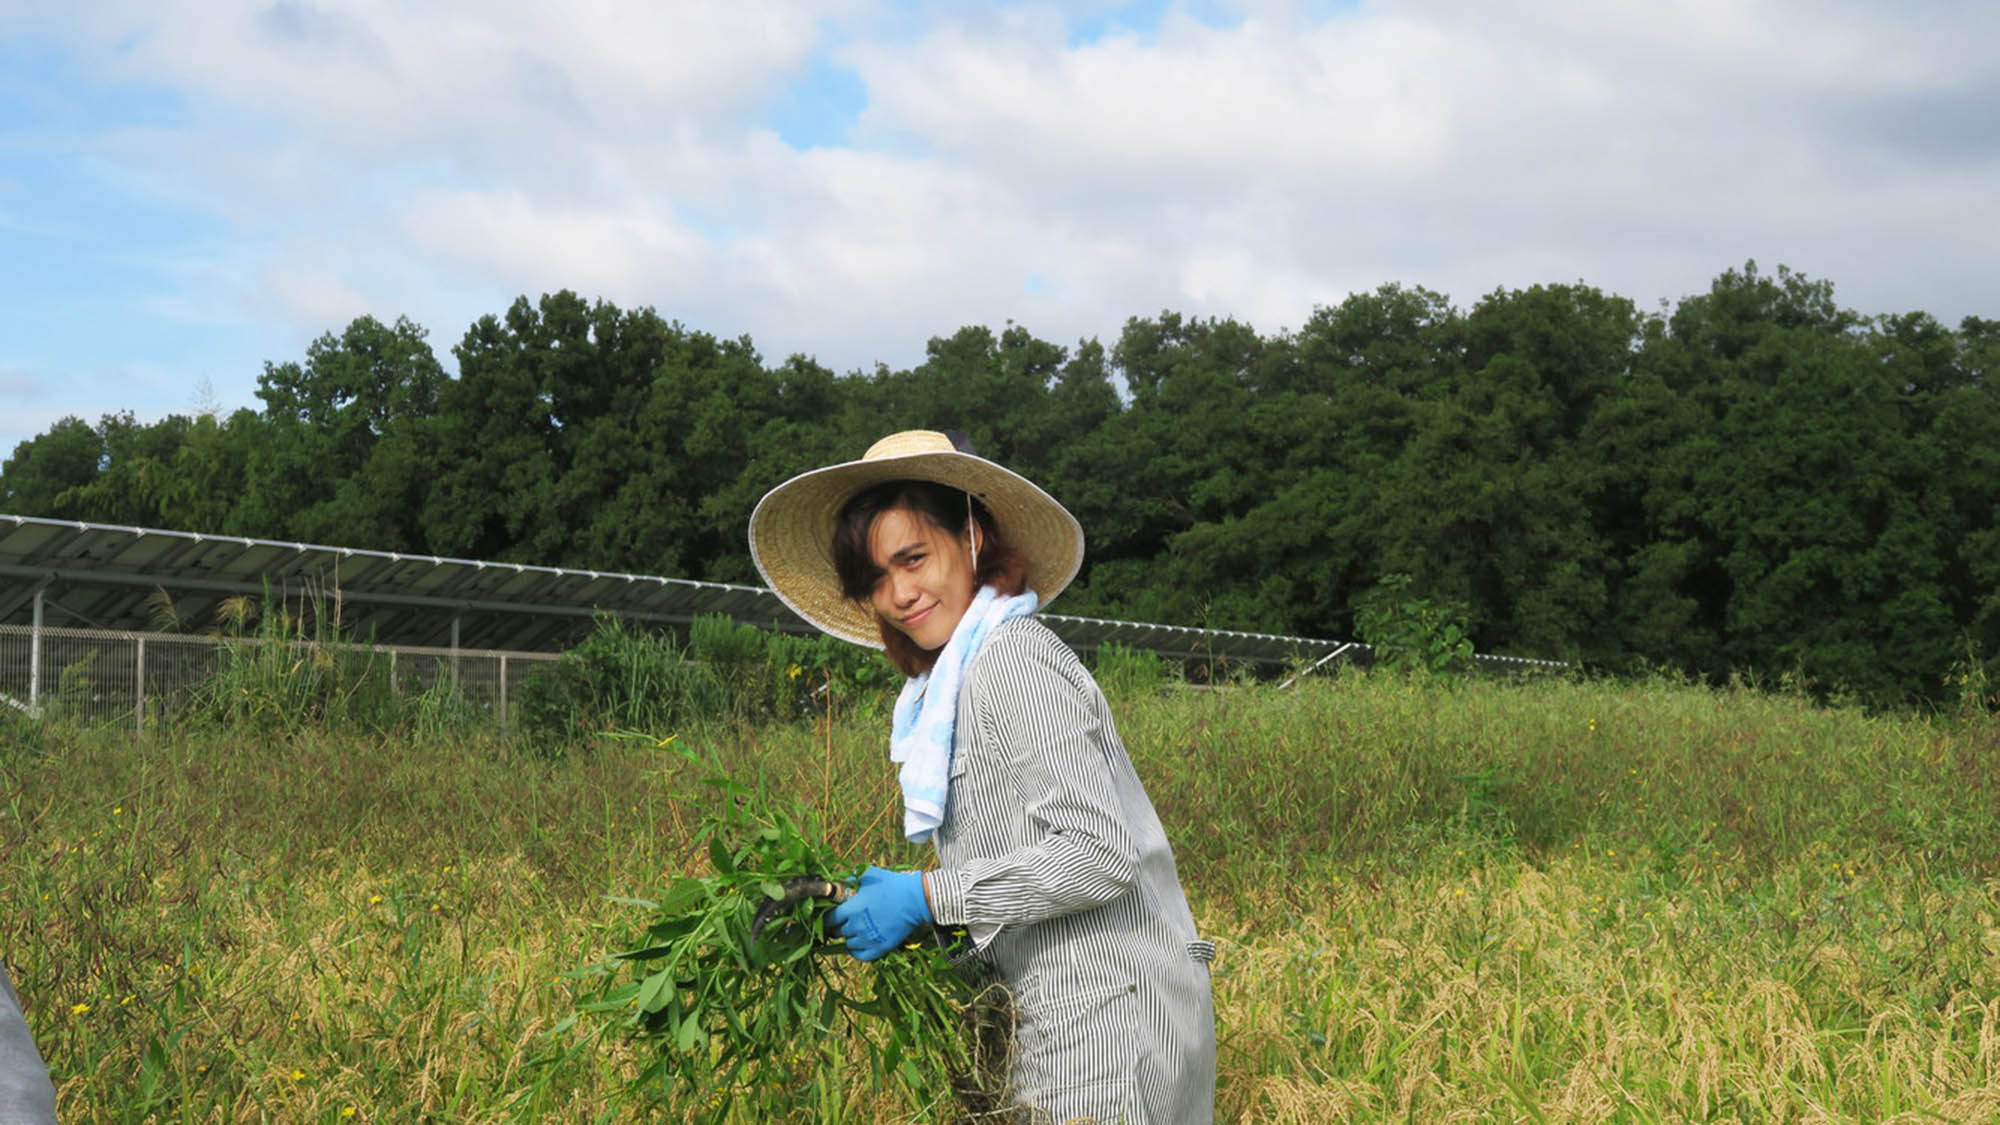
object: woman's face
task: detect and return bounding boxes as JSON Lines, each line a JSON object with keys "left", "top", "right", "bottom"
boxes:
{"left": 867, "top": 506, "right": 980, "bottom": 651}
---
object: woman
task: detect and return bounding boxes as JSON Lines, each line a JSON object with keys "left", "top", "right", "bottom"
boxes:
{"left": 750, "top": 430, "right": 1216, "bottom": 1123}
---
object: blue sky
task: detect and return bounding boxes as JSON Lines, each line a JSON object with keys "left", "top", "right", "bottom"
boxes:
{"left": 3, "top": 0, "right": 1998, "bottom": 467}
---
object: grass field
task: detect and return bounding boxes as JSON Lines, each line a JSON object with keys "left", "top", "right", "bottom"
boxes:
{"left": 4, "top": 670, "right": 1998, "bottom": 1121}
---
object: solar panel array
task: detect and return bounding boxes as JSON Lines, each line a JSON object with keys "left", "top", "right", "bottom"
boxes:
{"left": 1, "top": 514, "right": 1352, "bottom": 665}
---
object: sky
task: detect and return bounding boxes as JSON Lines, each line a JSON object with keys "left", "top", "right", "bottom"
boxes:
{"left": 2, "top": 0, "right": 1997, "bottom": 462}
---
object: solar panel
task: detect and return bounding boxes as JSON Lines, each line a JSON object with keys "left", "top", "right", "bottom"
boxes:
{"left": 1, "top": 514, "right": 1359, "bottom": 665}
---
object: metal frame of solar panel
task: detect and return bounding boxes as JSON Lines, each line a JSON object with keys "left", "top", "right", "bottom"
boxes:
{"left": 1, "top": 514, "right": 1356, "bottom": 666}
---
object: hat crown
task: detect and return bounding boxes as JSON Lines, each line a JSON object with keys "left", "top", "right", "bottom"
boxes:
{"left": 863, "top": 430, "right": 957, "bottom": 461}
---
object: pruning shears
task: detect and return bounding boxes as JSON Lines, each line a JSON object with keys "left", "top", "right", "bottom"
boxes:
{"left": 749, "top": 874, "right": 852, "bottom": 941}
{"left": 749, "top": 874, "right": 968, "bottom": 957}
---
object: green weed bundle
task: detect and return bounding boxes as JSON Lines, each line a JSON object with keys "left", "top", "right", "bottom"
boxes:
{"left": 571, "top": 743, "right": 996, "bottom": 1121}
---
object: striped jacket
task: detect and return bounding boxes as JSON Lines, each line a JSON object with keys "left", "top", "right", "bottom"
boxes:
{"left": 925, "top": 618, "right": 1216, "bottom": 1123}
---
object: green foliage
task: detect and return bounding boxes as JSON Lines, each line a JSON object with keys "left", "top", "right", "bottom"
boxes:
{"left": 685, "top": 614, "right": 894, "bottom": 723}
{"left": 1090, "top": 640, "right": 1174, "bottom": 698}
{"left": 1354, "top": 573, "right": 1475, "bottom": 679}
{"left": 8, "top": 265, "right": 1999, "bottom": 706}
{"left": 176, "top": 600, "right": 407, "bottom": 736}
{"left": 515, "top": 616, "right": 896, "bottom": 751}
{"left": 571, "top": 745, "right": 994, "bottom": 1121}
{"left": 513, "top": 615, "right": 726, "bottom": 750}
{"left": 0, "top": 698, "right": 50, "bottom": 757}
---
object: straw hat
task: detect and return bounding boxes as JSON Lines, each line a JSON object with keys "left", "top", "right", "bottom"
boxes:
{"left": 749, "top": 430, "right": 1084, "bottom": 647}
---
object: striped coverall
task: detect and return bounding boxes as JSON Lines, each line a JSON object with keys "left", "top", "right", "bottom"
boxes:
{"left": 925, "top": 617, "right": 1216, "bottom": 1124}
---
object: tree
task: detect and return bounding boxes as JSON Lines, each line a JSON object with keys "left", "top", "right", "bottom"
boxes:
{"left": 1, "top": 416, "right": 102, "bottom": 517}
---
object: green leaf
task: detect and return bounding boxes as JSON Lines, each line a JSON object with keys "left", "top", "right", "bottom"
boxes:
{"left": 708, "top": 833, "right": 735, "bottom": 875}
{"left": 656, "top": 877, "right": 708, "bottom": 915}
{"left": 675, "top": 1011, "right": 705, "bottom": 1053}
{"left": 636, "top": 970, "right": 676, "bottom": 1014}
{"left": 757, "top": 880, "right": 786, "bottom": 901}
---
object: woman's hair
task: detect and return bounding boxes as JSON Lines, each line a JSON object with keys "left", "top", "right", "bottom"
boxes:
{"left": 831, "top": 479, "right": 1027, "bottom": 677}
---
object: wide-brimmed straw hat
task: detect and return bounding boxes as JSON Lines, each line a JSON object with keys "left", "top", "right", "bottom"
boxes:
{"left": 749, "top": 430, "right": 1084, "bottom": 648}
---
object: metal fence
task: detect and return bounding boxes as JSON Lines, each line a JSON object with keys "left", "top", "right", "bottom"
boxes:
{"left": 0, "top": 623, "right": 560, "bottom": 731}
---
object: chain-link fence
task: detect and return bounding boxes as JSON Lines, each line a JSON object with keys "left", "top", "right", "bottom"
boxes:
{"left": 0, "top": 624, "right": 559, "bottom": 731}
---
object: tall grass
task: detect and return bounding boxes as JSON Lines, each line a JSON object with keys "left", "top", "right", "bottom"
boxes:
{"left": 3, "top": 670, "right": 1996, "bottom": 1119}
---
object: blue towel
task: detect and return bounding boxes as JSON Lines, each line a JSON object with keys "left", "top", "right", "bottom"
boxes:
{"left": 891, "top": 585, "right": 1039, "bottom": 843}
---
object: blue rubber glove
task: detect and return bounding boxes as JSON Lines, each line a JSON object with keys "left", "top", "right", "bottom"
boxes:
{"left": 829, "top": 866, "right": 931, "bottom": 962}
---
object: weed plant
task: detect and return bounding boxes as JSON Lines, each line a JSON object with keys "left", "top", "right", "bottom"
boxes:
{"left": 168, "top": 594, "right": 493, "bottom": 739}
{"left": 4, "top": 670, "right": 1997, "bottom": 1119}
{"left": 685, "top": 615, "right": 896, "bottom": 725}
{"left": 1088, "top": 640, "right": 1173, "bottom": 699}
{"left": 517, "top": 616, "right": 896, "bottom": 753}
{"left": 514, "top": 616, "right": 729, "bottom": 751}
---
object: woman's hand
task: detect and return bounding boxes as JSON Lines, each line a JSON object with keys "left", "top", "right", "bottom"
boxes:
{"left": 830, "top": 867, "right": 932, "bottom": 961}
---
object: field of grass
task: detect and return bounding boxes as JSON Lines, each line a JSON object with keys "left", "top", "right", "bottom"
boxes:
{"left": 4, "top": 670, "right": 1998, "bottom": 1121}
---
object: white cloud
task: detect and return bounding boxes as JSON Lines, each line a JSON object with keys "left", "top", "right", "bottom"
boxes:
{"left": 11, "top": 0, "right": 2000, "bottom": 408}
{"left": 38, "top": 1, "right": 846, "bottom": 146}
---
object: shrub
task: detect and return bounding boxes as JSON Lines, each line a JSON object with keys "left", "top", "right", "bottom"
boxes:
{"left": 514, "top": 616, "right": 726, "bottom": 750}
{"left": 1354, "top": 572, "right": 1475, "bottom": 680}
{"left": 176, "top": 602, "right": 406, "bottom": 736}
{"left": 1091, "top": 640, "right": 1174, "bottom": 698}
{"left": 687, "top": 615, "right": 896, "bottom": 723}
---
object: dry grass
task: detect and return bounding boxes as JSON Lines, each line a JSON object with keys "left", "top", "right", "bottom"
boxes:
{"left": 3, "top": 671, "right": 1997, "bottom": 1120}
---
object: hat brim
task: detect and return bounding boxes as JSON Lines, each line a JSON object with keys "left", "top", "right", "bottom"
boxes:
{"left": 749, "top": 448, "right": 1084, "bottom": 647}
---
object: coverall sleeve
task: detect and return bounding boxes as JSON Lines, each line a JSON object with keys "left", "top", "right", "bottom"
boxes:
{"left": 924, "top": 630, "right": 1138, "bottom": 928}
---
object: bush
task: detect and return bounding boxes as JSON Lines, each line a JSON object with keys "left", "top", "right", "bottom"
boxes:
{"left": 514, "top": 616, "right": 726, "bottom": 750}
{"left": 687, "top": 615, "right": 896, "bottom": 723}
{"left": 1354, "top": 572, "right": 1475, "bottom": 680}
{"left": 176, "top": 603, "right": 408, "bottom": 736}
{"left": 1090, "top": 641, "right": 1174, "bottom": 698}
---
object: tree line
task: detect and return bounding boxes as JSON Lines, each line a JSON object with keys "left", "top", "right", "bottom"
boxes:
{"left": 5, "top": 262, "right": 1996, "bottom": 706}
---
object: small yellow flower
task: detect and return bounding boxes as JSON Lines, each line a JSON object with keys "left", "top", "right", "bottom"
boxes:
{"left": 197, "top": 1064, "right": 210, "bottom": 1075}
{"left": 70, "top": 1003, "right": 90, "bottom": 1015}
{"left": 368, "top": 895, "right": 382, "bottom": 905}
{"left": 787, "top": 663, "right": 803, "bottom": 681}
{"left": 342, "top": 1109, "right": 357, "bottom": 1119}
{"left": 430, "top": 903, "right": 441, "bottom": 912}
{"left": 1454, "top": 887, "right": 1465, "bottom": 896}
{"left": 120, "top": 994, "right": 134, "bottom": 1006}
{"left": 113, "top": 806, "right": 123, "bottom": 816}
{"left": 290, "top": 1068, "right": 306, "bottom": 1081}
